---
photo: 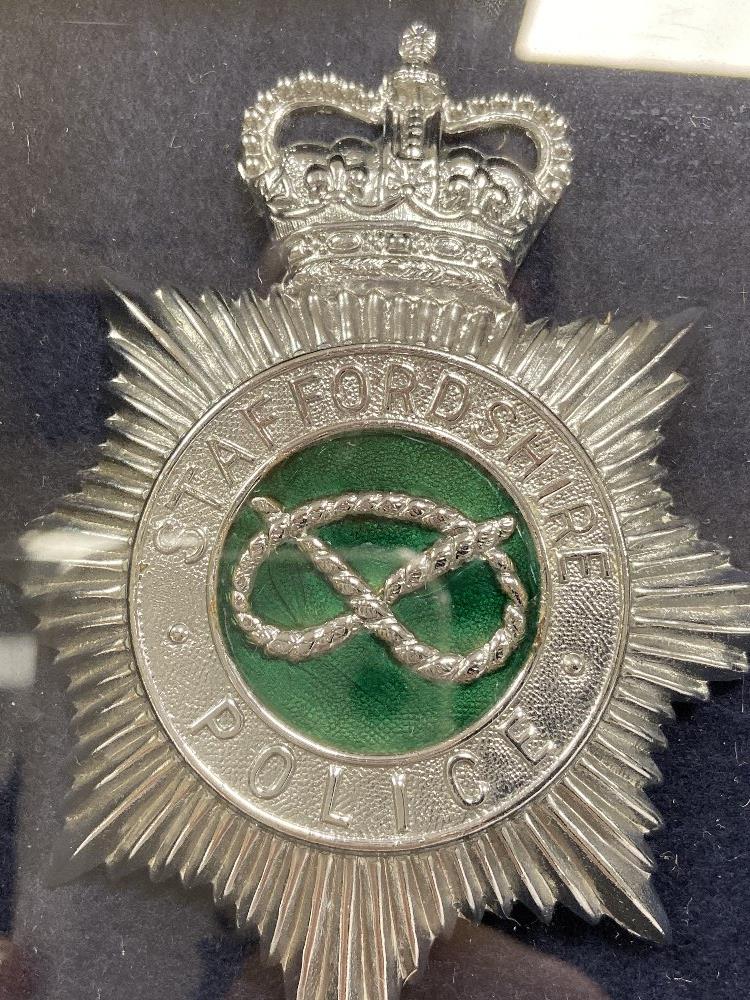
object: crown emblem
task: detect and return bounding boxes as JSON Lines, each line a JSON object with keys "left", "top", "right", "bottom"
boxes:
{"left": 241, "top": 23, "right": 572, "bottom": 301}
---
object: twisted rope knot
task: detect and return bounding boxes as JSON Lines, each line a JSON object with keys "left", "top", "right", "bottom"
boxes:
{"left": 230, "top": 492, "right": 528, "bottom": 685}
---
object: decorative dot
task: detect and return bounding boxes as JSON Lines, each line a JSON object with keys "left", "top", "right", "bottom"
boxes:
{"left": 168, "top": 622, "right": 190, "bottom": 645}
{"left": 561, "top": 652, "right": 585, "bottom": 677}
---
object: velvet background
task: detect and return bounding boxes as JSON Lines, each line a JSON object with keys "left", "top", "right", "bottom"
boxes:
{"left": 0, "top": 1, "right": 748, "bottom": 998}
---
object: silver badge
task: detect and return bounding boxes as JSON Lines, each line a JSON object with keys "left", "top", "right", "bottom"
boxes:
{"left": 23, "top": 23, "right": 749, "bottom": 1000}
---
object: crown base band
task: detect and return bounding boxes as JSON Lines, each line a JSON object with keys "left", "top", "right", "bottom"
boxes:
{"left": 283, "top": 224, "right": 516, "bottom": 303}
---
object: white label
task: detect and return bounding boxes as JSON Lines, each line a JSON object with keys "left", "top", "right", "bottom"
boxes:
{"left": 516, "top": 0, "right": 750, "bottom": 78}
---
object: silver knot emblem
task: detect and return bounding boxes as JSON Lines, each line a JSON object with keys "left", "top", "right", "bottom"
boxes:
{"left": 230, "top": 492, "right": 528, "bottom": 685}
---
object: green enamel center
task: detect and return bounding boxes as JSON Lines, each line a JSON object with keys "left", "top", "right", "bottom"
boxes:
{"left": 217, "top": 431, "right": 540, "bottom": 755}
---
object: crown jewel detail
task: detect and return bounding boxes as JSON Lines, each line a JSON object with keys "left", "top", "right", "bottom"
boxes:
{"left": 241, "top": 24, "right": 572, "bottom": 300}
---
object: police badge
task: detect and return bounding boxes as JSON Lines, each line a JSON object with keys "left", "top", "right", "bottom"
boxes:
{"left": 23, "top": 22, "right": 750, "bottom": 1000}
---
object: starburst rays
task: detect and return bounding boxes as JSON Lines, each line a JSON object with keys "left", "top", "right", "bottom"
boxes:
{"left": 22, "top": 284, "right": 749, "bottom": 1000}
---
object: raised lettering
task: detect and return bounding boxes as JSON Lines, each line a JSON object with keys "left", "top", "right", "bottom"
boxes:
{"left": 242, "top": 396, "right": 277, "bottom": 448}
{"left": 391, "top": 773, "right": 408, "bottom": 832}
{"left": 206, "top": 437, "right": 256, "bottom": 486}
{"left": 557, "top": 548, "right": 612, "bottom": 582}
{"left": 189, "top": 696, "right": 244, "bottom": 740}
{"left": 166, "top": 466, "right": 222, "bottom": 510}
{"left": 474, "top": 400, "right": 516, "bottom": 449}
{"left": 427, "top": 372, "right": 471, "bottom": 424}
{"left": 506, "top": 432, "right": 556, "bottom": 483}
{"left": 384, "top": 363, "right": 416, "bottom": 416}
{"left": 291, "top": 373, "right": 323, "bottom": 426}
{"left": 502, "top": 707, "right": 555, "bottom": 765}
{"left": 249, "top": 745, "right": 295, "bottom": 799}
{"left": 321, "top": 764, "right": 351, "bottom": 827}
{"left": 547, "top": 500, "right": 598, "bottom": 545}
{"left": 332, "top": 364, "right": 369, "bottom": 415}
{"left": 446, "top": 750, "right": 488, "bottom": 808}
{"left": 535, "top": 475, "right": 574, "bottom": 503}
{"left": 154, "top": 517, "right": 207, "bottom": 565}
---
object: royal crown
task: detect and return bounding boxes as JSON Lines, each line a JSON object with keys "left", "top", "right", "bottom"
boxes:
{"left": 241, "top": 24, "right": 572, "bottom": 302}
